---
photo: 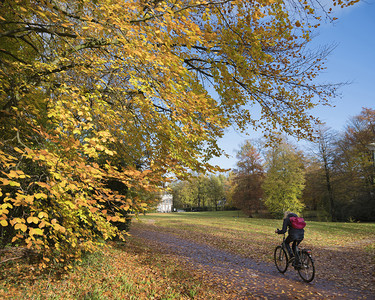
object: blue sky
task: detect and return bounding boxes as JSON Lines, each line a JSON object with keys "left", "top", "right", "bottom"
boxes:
{"left": 209, "top": 1, "right": 375, "bottom": 170}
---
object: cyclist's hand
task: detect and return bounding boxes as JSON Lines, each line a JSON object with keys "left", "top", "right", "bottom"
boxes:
{"left": 275, "top": 229, "right": 279, "bottom": 234}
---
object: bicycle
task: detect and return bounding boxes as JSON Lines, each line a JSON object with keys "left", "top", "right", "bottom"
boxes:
{"left": 274, "top": 233, "right": 315, "bottom": 283}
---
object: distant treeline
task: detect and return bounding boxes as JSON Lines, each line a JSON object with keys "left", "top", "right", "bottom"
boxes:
{"left": 171, "top": 108, "right": 375, "bottom": 222}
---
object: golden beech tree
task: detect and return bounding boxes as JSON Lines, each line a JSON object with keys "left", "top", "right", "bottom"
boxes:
{"left": 0, "top": 0, "right": 358, "bottom": 264}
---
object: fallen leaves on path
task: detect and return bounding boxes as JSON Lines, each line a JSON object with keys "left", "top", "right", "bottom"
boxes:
{"left": 131, "top": 220, "right": 375, "bottom": 299}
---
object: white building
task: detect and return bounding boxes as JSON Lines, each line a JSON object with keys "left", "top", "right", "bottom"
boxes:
{"left": 157, "top": 193, "right": 173, "bottom": 213}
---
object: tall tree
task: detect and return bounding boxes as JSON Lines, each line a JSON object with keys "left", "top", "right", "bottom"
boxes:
{"left": 263, "top": 140, "right": 306, "bottom": 216}
{"left": 207, "top": 175, "right": 226, "bottom": 210}
{"left": 332, "top": 108, "right": 375, "bottom": 221}
{"left": 192, "top": 174, "right": 210, "bottom": 209}
{"left": 171, "top": 181, "right": 195, "bottom": 210}
{"left": 232, "top": 141, "right": 264, "bottom": 216}
{"left": 302, "top": 159, "right": 324, "bottom": 212}
{"left": 171, "top": 174, "right": 225, "bottom": 210}
{"left": 224, "top": 171, "right": 237, "bottom": 209}
{"left": 316, "top": 126, "right": 338, "bottom": 221}
{"left": 0, "top": 0, "right": 358, "bottom": 263}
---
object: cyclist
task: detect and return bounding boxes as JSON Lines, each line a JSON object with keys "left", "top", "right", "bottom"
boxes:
{"left": 275, "top": 211, "right": 304, "bottom": 268}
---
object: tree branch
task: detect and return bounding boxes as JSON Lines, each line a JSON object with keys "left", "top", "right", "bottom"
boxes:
{"left": 0, "top": 256, "right": 23, "bottom": 264}
{"left": 0, "top": 25, "right": 77, "bottom": 39}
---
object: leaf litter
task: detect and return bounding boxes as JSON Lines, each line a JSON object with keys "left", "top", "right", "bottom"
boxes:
{"left": 131, "top": 221, "right": 374, "bottom": 299}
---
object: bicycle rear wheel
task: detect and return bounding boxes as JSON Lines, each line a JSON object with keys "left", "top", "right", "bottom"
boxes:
{"left": 274, "top": 245, "right": 288, "bottom": 273}
{"left": 297, "top": 251, "right": 315, "bottom": 282}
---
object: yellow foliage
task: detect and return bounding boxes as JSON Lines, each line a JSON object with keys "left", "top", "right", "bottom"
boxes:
{"left": 0, "top": 0, "right": 357, "bottom": 268}
{"left": 29, "top": 228, "right": 44, "bottom": 236}
{"left": 27, "top": 216, "right": 39, "bottom": 224}
{"left": 14, "top": 223, "right": 27, "bottom": 232}
{"left": 34, "top": 193, "right": 47, "bottom": 199}
{"left": 38, "top": 212, "right": 48, "bottom": 219}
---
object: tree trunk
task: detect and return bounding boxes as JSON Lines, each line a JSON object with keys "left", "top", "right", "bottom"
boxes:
{"left": 323, "top": 157, "right": 335, "bottom": 221}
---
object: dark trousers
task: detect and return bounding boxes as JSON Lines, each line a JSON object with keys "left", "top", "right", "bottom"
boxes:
{"left": 284, "top": 235, "right": 302, "bottom": 262}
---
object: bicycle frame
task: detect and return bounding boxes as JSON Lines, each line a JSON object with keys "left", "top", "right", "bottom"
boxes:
{"left": 274, "top": 232, "right": 315, "bottom": 282}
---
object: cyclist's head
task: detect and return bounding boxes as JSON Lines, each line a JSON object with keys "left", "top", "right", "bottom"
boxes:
{"left": 283, "top": 211, "right": 292, "bottom": 219}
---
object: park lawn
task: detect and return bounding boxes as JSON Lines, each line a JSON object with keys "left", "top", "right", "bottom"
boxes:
{"left": 137, "top": 210, "right": 375, "bottom": 254}
{"left": 1, "top": 211, "right": 374, "bottom": 299}
{"left": 135, "top": 211, "right": 375, "bottom": 293}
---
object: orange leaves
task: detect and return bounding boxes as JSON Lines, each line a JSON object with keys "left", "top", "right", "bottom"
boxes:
{"left": 0, "top": 169, "right": 29, "bottom": 188}
{"left": 36, "top": 182, "right": 50, "bottom": 189}
{"left": 90, "top": 207, "right": 100, "bottom": 214}
{"left": 27, "top": 216, "right": 40, "bottom": 224}
{"left": 0, "top": 178, "right": 20, "bottom": 187}
{"left": 106, "top": 215, "right": 121, "bottom": 222}
{"left": 0, "top": 202, "right": 12, "bottom": 216}
{"left": 332, "top": 0, "right": 360, "bottom": 8}
{"left": 38, "top": 212, "right": 48, "bottom": 219}
{"left": 6, "top": 170, "right": 24, "bottom": 179}
{"left": 121, "top": 204, "right": 130, "bottom": 211}
{"left": 53, "top": 223, "right": 67, "bottom": 234}
{"left": 14, "top": 223, "right": 27, "bottom": 232}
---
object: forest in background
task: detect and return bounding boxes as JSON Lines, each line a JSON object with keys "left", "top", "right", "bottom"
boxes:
{"left": 171, "top": 108, "right": 375, "bottom": 222}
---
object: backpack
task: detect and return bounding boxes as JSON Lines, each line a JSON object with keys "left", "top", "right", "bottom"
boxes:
{"left": 289, "top": 216, "right": 306, "bottom": 229}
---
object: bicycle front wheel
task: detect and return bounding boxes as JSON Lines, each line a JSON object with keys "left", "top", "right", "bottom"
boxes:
{"left": 274, "top": 245, "right": 288, "bottom": 273}
{"left": 297, "top": 251, "right": 315, "bottom": 282}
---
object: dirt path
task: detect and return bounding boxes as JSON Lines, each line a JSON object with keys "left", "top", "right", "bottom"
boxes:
{"left": 130, "top": 225, "right": 374, "bottom": 299}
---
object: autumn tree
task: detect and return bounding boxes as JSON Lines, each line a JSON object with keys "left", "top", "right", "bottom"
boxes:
{"left": 0, "top": 0, "right": 358, "bottom": 264}
{"left": 171, "top": 176, "right": 205, "bottom": 210}
{"left": 171, "top": 180, "right": 194, "bottom": 210}
{"left": 302, "top": 127, "right": 339, "bottom": 220}
{"left": 208, "top": 174, "right": 227, "bottom": 210}
{"left": 313, "top": 126, "right": 338, "bottom": 220}
{"left": 191, "top": 174, "right": 210, "bottom": 209}
{"left": 331, "top": 108, "right": 375, "bottom": 221}
{"left": 302, "top": 159, "right": 324, "bottom": 211}
{"left": 224, "top": 172, "right": 237, "bottom": 209}
{"left": 232, "top": 141, "right": 264, "bottom": 216}
{"left": 171, "top": 174, "right": 226, "bottom": 210}
{"left": 263, "top": 140, "right": 306, "bottom": 216}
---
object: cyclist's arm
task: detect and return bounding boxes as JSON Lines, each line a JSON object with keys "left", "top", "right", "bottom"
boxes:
{"left": 276, "top": 218, "right": 288, "bottom": 234}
